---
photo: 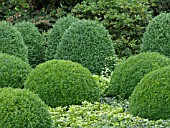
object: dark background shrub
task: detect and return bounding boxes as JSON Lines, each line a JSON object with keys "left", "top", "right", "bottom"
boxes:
{"left": 149, "top": 0, "right": 170, "bottom": 16}
{"left": 0, "top": 53, "right": 31, "bottom": 88}
{"left": 0, "top": 21, "right": 28, "bottom": 62}
{"left": 0, "top": 0, "right": 68, "bottom": 33}
{"left": 24, "top": 60, "right": 100, "bottom": 108}
{"left": 72, "top": 0, "right": 153, "bottom": 59}
{"left": 15, "top": 21, "right": 46, "bottom": 68}
{"left": 0, "top": 87, "right": 53, "bottom": 128}
{"left": 141, "top": 13, "right": 170, "bottom": 58}
{"left": 108, "top": 52, "right": 170, "bottom": 99}
{"left": 55, "top": 20, "right": 116, "bottom": 75}
{"left": 0, "top": 0, "right": 89, "bottom": 33}
{"left": 129, "top": 66, "right": 170, "bottom": 120}
{"left": 45, "top": 15, "right": 79, "bottom": 61}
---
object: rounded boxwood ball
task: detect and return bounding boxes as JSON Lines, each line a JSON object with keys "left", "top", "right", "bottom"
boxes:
{"left": 46, "top": 15, "right": 79, "bottom": 61}
{"left": 108, "top": 52, "right": 170, "bottom": 99}
{"left": 141, "top": 13, "right": 170, "bottom": 57}
{"left": 129, "top": 66, "right": 170, "bottom": 120}
{"left": 0, "top": 87, "right": 53, "bottom": 128}
{"left": 24, "top": 60, "right": 100, "bottom": 108}
{"left": 0, "top": 53, "right": 31, "bottom": 88}
{"left": 0, "top": 21, "right": 28, "bottom": 62}
{"left": 15, "top": 21, "right": 46, "bottom": 68}
{"left": 55, "top": 19, "right": 116, "bottom": 75}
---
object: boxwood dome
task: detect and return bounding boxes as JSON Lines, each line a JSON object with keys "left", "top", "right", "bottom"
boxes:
{"left": 24, "top": 60, "right": 100, "bottom": 108}
{"left": 0, "top": 53, "right": 31, "bottom": 88}
{"left": 0, "top": 21, "right": 28, "bottom": 62}
{"left": 108, "top": 52, "right": 170, "bottom": 99}
{"left": 0, "top": 87, "right": 53, "bottom": 128}
{"left": 129, "top": 66, "right": 170, "bottom": 120}
{"left": 141, "top": 13, "right": 170, "bottom": 57}
{"left": 55, "top": 19, "right": 116, "bottom": 75}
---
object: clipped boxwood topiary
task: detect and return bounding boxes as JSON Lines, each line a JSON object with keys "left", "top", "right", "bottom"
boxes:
{"left": 0, "top": 53, "right": 31, "bottom": 88}
{"left": 0, "top": 21, "right": 28, "bottom": 62}
{"left": 15, "top": 21, "right": 46, "bottom": 68}
{"left": 45, "top": 15, "right": 79, "bottom": 61}
{"left": 129, "top": 66, "right": 170, "bottom": 120}
{"left": 0, "top": 87, "right": 53, "bottom": 128}
{"left": 108, "top": 52, "right": 170, "bottom": 99}
{"left": 55, "top": 19, "right": 116, "bottom": 75}
{"left": 24, "top": 60, "right": 100, "bottom": 108}
{"left": 141, "top": 13, "right": 170, "bottom": 57}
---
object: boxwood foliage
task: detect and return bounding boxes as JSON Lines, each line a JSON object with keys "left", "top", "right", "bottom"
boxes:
{"left": 15, "top": 21, "right": 46, "bottom": 68}
{"left": 0, "top": 21, "right": 28, "bottom": 62}
{"left": 45, "top": 15, "right": 79, "bottom": 61}
{"left": 55, "top": 19, "right": 116, "bottom": 75}
{"left": 0, "top": 87, "right": 53, "bottom": 128}
{"left": 129, "top": 66, "right": 170, "bottom": 120}
{"left": 24, "top": 60, "right": 100, "bottom": 108}
{"left": 72, "top": 0, "right": 153, "bottom": 59}
{"left": 50, "top": 101, "right": 170, "bottom": 127}
{"left": 0, "top": 53, "right": 31, "bottom": 88}
{"left": 141, "top": 13, "right": 170, "bottom": 58}
{"left": 108, "top": 52, "right": 170, "bottom": 99}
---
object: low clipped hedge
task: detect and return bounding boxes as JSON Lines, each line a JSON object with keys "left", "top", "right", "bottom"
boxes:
{"left": 46, "top": 15, "right": 79, "bottom": 61}
{"left": 72, "top": 0, "right": 153, "bottom": 59}
{"left": 141, "top": 13, "right": 170, "bottom": 57}
{"left": 0, "top": 87, "right": 53, "bottom": 128}
{"left": 108, "top": 52, "right": 170, "bottom": 99}
{"left": 15, "top": 21, "right": 46, "bottom": 68}
{"left": 55, "top": 19, "right": 116, "bottom": 75}
{"left": 129, "top": 66, "right": 170, "bottom": 120}
{"left": 0, "top": 21, "right": 28, "bottom": 62}
{"left": 0, "top": 53, "right": 31, "bottom": 88}
{"left": 24, "top": 60, "right": 100, "bottom": 108}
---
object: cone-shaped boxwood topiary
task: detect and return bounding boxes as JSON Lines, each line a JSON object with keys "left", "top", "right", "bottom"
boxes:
{"left": 129, "top": 66, "right": 170, "bottom": 120}
{"left": 24, "top": 60, "right": 100, "bottom": 108}
{"left": 55, "top": 20, "right": 116, "bottom": 75}
{"left": 0, "top": 87, "right": 53, "bottom": 128}
{"left": 0, "top": 53, "right": 31, "bottom": 88}
{"left": 141, "top": 13, "right": 170, "bottom": 57}
{"left": 108, "top": 52, "right": 170, "bottom": 99}
{"left": 0, "top": 21, "right": 28, "bottom": 62}
{"left": 46, "top": 15, "right": 79, "bottom": 61}
{"left": 15, "top": 21, "right": 46, "bottom": 68}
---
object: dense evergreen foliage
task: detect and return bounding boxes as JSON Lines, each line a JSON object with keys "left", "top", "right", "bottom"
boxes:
{"left": 108, "top": 52, "right": 170, "bottom": 99}
{"left": 129, "top": 66, "right": 170, "bottom": 120}
{"left": 0, "top": 53, "right": 31, "bottom": 88}
{"left": 141, "top": 13, "right": 170, "bottom": 57}
{"left": 55, "top": 19, "right": 116, "bottom": 75}
{"left": 0, "top": 21, "right": 28, "bottom": 62}
{"left": 46, "top": 15, "right": 79, "bottom": 61}
{"left": 15, "top": 21, "right": 46, "bottom": 68}
{"left": 0, "top": 87, "right": 53, "bottom": 128}
{"left": 24, "top": 60, "right": 100, "bottom": 108}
